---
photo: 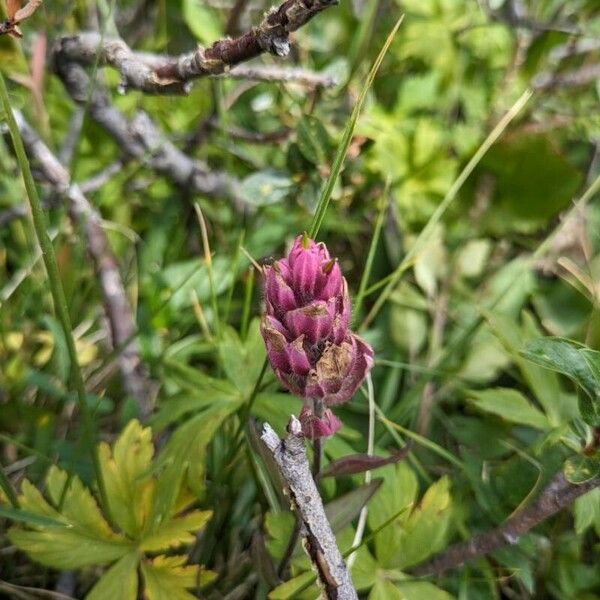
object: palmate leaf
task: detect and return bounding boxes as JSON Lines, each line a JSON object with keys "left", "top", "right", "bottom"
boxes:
{"left": 10, "top": 473, "right": 131, "bottom": 569}
{"left": 141, "top": 555, "right": 217, "bottom": 600}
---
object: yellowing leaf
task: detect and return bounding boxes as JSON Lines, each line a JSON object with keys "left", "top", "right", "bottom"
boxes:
{"left": 140, "top": 510, "right": 212, "bottom": 552}
{"left": 86, "top": 552, "right": 139, "bottom": 600}
{"left": 8, "top": 527, "right": 131, "bottom": 569}
{"left": 393, "top": 476, "right": 452, "bottom": 569}
{"left": 99, "top": 419, "right": 155, "bottom": 537}
{"left": 141, "top": 555, "right": 217, "bottom": 600}
{"left": 45, "top": 466, "right": 120, "bottom": 540}
{"left": 10, "top": 468, "right": 131, "bottom": 570}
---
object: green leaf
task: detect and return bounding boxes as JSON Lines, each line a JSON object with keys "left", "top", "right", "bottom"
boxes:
{"left": 520, "top": 337, "right": 599, "bottom": 400}
{"left": 369, "top": 580, "right": 403, "bottom": 600}
{"left": 181, "top": 0, "right": 222, "bottom": 44}
{"left": 219, "top": 320, "right": 266, "bottom": 395}
{"left": 268, "top": 571, "right": 316, "bottom": 600}
{"left": 391, "top": 476, "right": 453, "bottom": 569}
{"left": 98, "top": 420, "right": 155, "bottom": 538}
{"left": 367, "top": 462, "right": 418, "bottom": 567}
{"left": 468, "top": 388, "right": 550, "bottom": 430}
{"left": 0, "top": 506, "right": 66, "bottom": 528}
{"left": 564, "top": 454, "right": 600, "bottom": 484}
{"left": 324, "top": 479, "right": 382, "bottom": 532}
{"left": 394, "top": 580, "right": 455, "bottom": 600}
{"left": 158, "top": 406, "right": 234, "bottom": 496}
{"left": 140, "top": 510, "right": 212, "bottom": 552}
{"left": 86, "top": 552, "right": 139, "bottom": 600}
{"left": 296, "top": 115, "right": 331, "bottom": 165}
{"left": 141, "top": 555, "right": 216, "bottom": 600}
{"left": 239, "top": 171, "right": 293, "bottom": 207}
{"left": 520, "top": 337, "right": 600, "bottom": 425}
{"left": 8, "top": 526, "right": 131, "bottom": 569}
{"left": 573, "top": 488, "right": 600, "bottom": 535}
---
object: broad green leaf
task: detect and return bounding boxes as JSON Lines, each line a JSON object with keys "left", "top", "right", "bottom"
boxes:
{"left": 219, "top": 320, "right": 266, "bottom": 395}
{"left": 141, "top": 555, "right": 216, "bottom": 600}
{"left": 369, "top": 579, "right": 403, "bottom": 600}
{"left": 520, "top": 337, "right": 600, "bottom": 425}
{"left": 487, "top": 312, "right": 575, "bottom": 424}
{"left": 98, "top": 420, "right": 155, "bottom": 538}
{"left": 8, "top": 527, "right": 131, "bottom": 569}
{"left": 520, "top": 337, "right": 599, "bottom": 400}
{"left": 564, "top": 454, "right": 600, "bottom": 484}
{"left": 394, "top": 580, "right": 455, "bottom": 600}
{"left": 239, "top": 171, "right": 293, "bottom": 207}
{"left": 573, "top": 488, "right": 600, "bottom": 534}
{"left": 468, "top": 388, "right": 550, "bottom": 430}
{"left": 367, "top": 462, "right": 418, "bottom": 567}
{"left": 140, "top": 510, "right": 212, "bottom": 552}
{"left": 268, "top": 571, "right": 316, "bottom": 600}
{"left": 391, "top": 476, "right": 452, "bottom": 569}
{"left": 181, "top": 0, "right": 221, "bottom": 44}
{"left": 86, "top": 552, "right": 139, "bottom": 600}
{"left": 158, "top": 406, "right": 234, "bottom": 496}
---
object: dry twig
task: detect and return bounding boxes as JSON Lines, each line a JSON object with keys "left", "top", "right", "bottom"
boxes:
{"left": 261, "top": 417, "right": 358, "bottom": 600}
{"left": 411, "top": 472, "right": 600, "bottom": 576}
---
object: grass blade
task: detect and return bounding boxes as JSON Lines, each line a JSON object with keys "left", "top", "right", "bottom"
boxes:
{"left": 0, "top": 72, "right": 112, "bottom": 525}
{"left": 360, "top": 88, "right": 533, "bottom": 329}
{"left": 308, "top": 15, "right": 404, "bottom": 239}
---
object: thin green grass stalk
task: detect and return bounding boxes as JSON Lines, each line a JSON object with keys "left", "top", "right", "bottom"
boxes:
{"left": 0, "top": 464, "right": 19, "bottom": 508}
{"left": 194, "top": 203, "right": 221, "bottom": 340}
{"left": 377, "top": 408, "right": 464, "bottom": 469}
{"left": 353, "top": 181, "right": 390, "bottom": 323}
{"left": 0, "top": 434, "right": 54, "bottom": 467}
{"left": 308, "top": 15, "right": 404, "bottom": 239}
{"left": 0, "top": 72, "right": 112, "bottom": 523}
{"left": 346, "top": 373, "right": 375, "bottom": 569}
{"left": 240, "top": 266, "right": 255, "bottom": 340}
{"left": 223, "top": 229, "right": 245, "bottom": 323}
{"left": 360, "top": 89, "right": 533, "bottom": 330}
{"left": 430, "top": 170, "right": 600, "bottom": 376}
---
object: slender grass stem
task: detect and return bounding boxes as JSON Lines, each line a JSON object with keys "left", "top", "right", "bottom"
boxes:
{"left": 0, "top": 463, "right": 19, "bottom": 508}
{"left": 0, "top": 72, "right": 112, "bottom": 524}
{"left": 308, "top": 16, "right": 404, "bottom": 239}
{"left": 360, "top": 89, "right": 533, "bottom": 330}
{"left": 353, "top": 183, "right": 390, "bottom": 323}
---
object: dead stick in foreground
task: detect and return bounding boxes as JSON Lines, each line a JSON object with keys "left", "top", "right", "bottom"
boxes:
{"left": 411, "top": 472, "right": 600, "bottom": 577}
{"left": 262, "top": 417, "right": 358, "bottom": 600}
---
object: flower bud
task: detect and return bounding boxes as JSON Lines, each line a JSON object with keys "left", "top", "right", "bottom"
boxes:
{"left": 260, "top": 235, "right": 374, "bottom": 436}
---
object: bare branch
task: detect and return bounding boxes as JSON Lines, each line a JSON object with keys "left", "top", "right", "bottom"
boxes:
{"left": 261, "top": 418, "right": 358, "bottom": 600}
{"left": 12, "top": 111, "right": 154, "bottom": 421}
{"left": 411, "top": 473, "right": 600, "bottom": 577}
{"left": 53, "top": 0, "right": 337, "bottom": 95}
{"left": 51, "top": 58, "right": 244, "bottom": 207}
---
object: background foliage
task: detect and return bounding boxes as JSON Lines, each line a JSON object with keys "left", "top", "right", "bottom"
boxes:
{"left": 1, "top": 0, "right": 600, "bottom": 598}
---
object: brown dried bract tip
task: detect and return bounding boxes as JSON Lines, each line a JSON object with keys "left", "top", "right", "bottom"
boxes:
{"left": 1, "top": 0, "right": 43, "bottom": 38}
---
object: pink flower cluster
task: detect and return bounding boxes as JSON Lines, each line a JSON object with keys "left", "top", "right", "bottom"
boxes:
{"left": 261, "top": 235, "right": 373, "bottom": 439}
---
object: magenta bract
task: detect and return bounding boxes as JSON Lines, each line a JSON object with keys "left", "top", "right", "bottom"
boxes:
{"left": 260, "top": 235, "right": 374, "bottom": 437}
